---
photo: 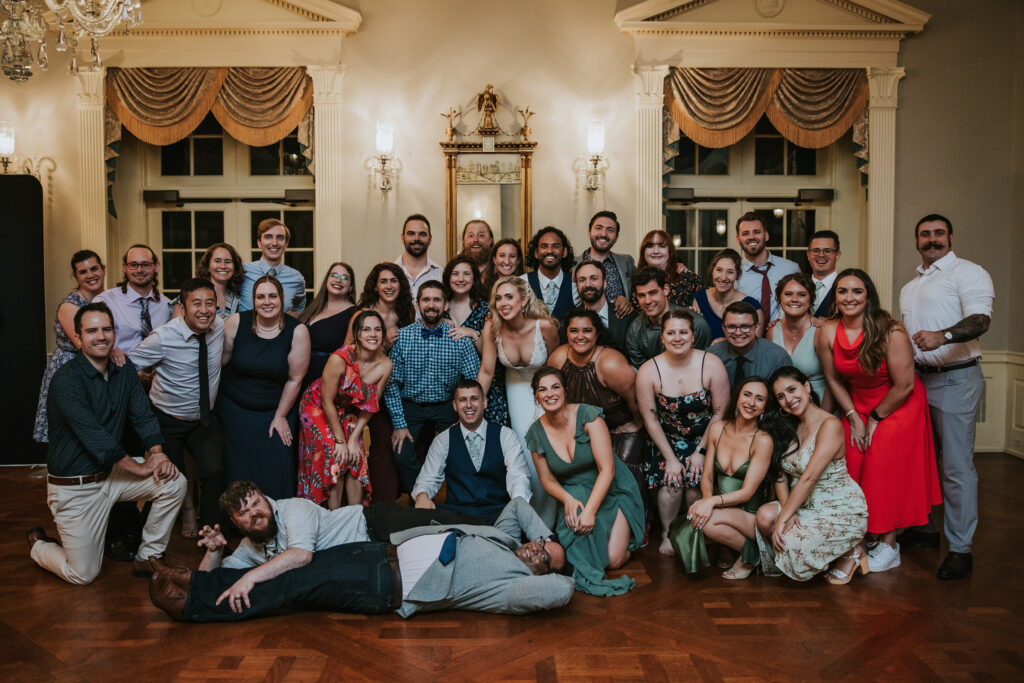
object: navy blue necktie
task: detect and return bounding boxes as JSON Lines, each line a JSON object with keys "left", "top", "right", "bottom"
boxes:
{"left": 438, "top": 531, "right": 463, "bottom": 565}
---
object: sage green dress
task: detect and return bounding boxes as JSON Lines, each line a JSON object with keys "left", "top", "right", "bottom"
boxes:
{"left": 525, "top": 404, "right": 646, "bottom": 596}
{"left": 669, "top": 427, "right": 766, "bottom": 573}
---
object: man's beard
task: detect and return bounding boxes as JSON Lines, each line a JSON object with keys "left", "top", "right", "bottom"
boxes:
{"left": 462, "top": 246, "right": 490, "bottom": 266}
{"left": 579, "top": 286, "right": 602, "bottom": 305}
{"left": 405, "top": 242, "right": 428, "bottom": 257}
{"left": 245, "top": 513, "right": 279, "bottom": 545}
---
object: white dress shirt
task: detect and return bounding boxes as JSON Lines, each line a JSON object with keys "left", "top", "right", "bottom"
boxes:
{"left": 412, "top": 421, "right": 532, "bottom": 502}
{"left": 811, "top": 271, "right": 838, "bottom": 311}
{"left": 899, "top": 251, "right": 994, "bottom": 367}
{"left": 394, "top": 254, "right": 444, "bottom": 301}
{"left": 129, "top": 316, "right": 225, "bottom": 421}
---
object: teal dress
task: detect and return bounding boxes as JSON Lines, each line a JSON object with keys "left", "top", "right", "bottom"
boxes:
{"left": 525, "top": 404, "right": 646, "bottom": 596}
{"left": 770, "top": 323, "right": 827, "bottom": 403}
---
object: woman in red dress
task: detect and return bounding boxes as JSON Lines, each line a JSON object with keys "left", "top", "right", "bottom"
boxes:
{"left": 296, "top": 310, "right": 393, "bottom": 508}
{"left": 815, "top": 268, "right": 941, "bottom": 573}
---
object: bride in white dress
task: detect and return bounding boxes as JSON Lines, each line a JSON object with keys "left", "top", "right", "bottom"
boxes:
{"left": 478, "top": 276, "right": 562, "bottom": 526}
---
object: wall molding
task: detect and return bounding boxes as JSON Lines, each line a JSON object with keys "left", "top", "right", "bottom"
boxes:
{"left": 978, "top": 350, "right": 1024, "bottom": 458}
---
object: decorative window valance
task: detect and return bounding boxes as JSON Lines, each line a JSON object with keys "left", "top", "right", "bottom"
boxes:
{"left": 664, "top": 67, "right": 868, "bottom": 149}
{"left": 106, "top": 67, "right": 313, "bottom": 147}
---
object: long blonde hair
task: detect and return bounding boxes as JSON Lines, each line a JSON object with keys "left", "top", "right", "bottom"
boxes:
{"left": 486, "top": 275, "right": 552, "bottom": 340}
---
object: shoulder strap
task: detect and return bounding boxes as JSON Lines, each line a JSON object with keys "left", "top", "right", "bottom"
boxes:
{"left": 699, "top": 351, "right": 708, "bottom": 390}
{"left": 653, "top": 357, "right": 663, "bottom": 393}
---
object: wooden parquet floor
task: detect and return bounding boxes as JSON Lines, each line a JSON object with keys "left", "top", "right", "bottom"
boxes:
{"left": 2, "top": 454, "right": 1023, "bottom": 682}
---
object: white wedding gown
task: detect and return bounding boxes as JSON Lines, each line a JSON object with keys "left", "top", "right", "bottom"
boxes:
{"left": 497, "top": 320, "right": 558, "bottom": 527}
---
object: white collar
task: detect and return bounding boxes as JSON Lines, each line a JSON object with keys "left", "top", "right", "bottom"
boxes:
{"left": 459, "top": 422, "right": 488, "bottom": 441}
{"left": 536, "top": 269, "right": 564, "bottom": 288}
{"left": 916, "top": 250, "right": 958, "bottom": 275}
{"left": 812, "top": 272, "right": 837, "bottom": 288}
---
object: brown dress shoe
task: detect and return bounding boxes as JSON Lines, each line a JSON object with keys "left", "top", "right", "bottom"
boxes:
{"left": 937, "top": 551, "right": 973, "bottom": 580}
{"left": 132, "top": 554, "right": 167, "bottom": 577}
{"left": 155, "top": 560, "right": 193, "bottom": 592}
{"left": 26, "top": 527, "right": 61, "bottom": 550}
{"left": 149, "top": 570, "right": 187, "bottom": 621}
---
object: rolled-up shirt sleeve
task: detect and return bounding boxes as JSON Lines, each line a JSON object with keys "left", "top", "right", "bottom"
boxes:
{"left": 958, "top": 263, "right": 995, "bottom": 317}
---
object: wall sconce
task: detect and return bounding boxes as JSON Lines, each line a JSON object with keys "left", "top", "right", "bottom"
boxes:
{"left": 715, "top": 218, "right": 727, "bottom": 235}
{"left": 583, "top": 120, "right": 609, "bottom": 192}
{"left": 772, "top": 208, "right": 785, "bottom": 218}
{"left": 0, "top": 121, "right": 14, "bottom": 173}
{"left": 372, "top": 120, "right": 394, "bottom": 192}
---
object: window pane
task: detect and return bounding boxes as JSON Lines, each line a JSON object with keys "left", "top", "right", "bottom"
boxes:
{"left": 251, "top": 210, "right": 281, "bottom": 246}
{"left": 666, "top": 209, "right": 696, "bottom": 250}
{"left": 193, "top": 138, "right": 223, "bottom": 175}
{"left": 160, "top": 140, "right": 190, "bottom": 176}
{"left": 284, "top": 210, "right": 314, "bottom": 248}
{"left": 163, "top": 252, "right": 194, "bottom": 291}
{"left": 673, "top": 140, "right": 696, "bottom": 175}
{"left": 250, "top": 143, "right": 280, "bottom": 176}
{"left": 677, "top": 250, "right": 695, "bottom": 272}
{"left": 753, "top": 210, "right": 784, "bottom": 248}
{"left": 194, "top": 211, "right": 225, "bottom": 248}
{"left": 786, "top": 209, "right": 815, "bottom": 248}
{"left": 697, "top": 146, "right": 728, "bottom": 175}
{"left": 698, "top": 210, "right": 729, "bottom": 248}
{"left": 282, "top": 136, "right": 309, "bottom": 176}
{"left": 284, "top": 251, "right": 313, "bottom": 291}
{"left": 697, "top": 251, "right": 717, "bottom": 281}
{"left": 194, "top": 113, "right": 222, "bottom": 135}
{"left": 755, "top": 138, "right": 784, "bottom": 175}
{"left": 161, "top": 212, "right": 191, "bottom": 248}
{"left": 788, "top": 145, "right": 817, "bottom": 175}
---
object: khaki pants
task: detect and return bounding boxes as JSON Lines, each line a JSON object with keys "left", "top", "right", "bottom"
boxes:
{"left": 30, "top": 466, "right": 187, "bottom": 585}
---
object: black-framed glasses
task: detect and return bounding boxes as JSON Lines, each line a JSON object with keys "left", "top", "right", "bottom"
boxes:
{"left": 724, "top": 323, "right": 755, "bottom": 333}
{"left": 807, "top": 248, "right": 837, "bottom": 256}
{"left": 125, "top": 261, "right": 154, "bottom": 270}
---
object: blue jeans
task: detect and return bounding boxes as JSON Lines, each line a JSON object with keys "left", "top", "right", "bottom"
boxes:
{"left": 183, "top": 542, "right": 397, "bottom": 622}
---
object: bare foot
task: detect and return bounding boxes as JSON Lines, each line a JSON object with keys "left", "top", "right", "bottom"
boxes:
{"left": 180, "top": 505, "right": 198, "bottom": 540}
{"left": 659, "top": 535, "right": 676, "bottom": 556}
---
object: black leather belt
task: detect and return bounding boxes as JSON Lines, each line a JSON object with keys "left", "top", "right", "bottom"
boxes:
{"left": 385, "top": 543, "right": 403, "bottom": 609}
{"left": 47, "top": 471, "right": 109, "bottom": 486}
{"left": 915, "top": 358, "right": 979, "bottom": 374}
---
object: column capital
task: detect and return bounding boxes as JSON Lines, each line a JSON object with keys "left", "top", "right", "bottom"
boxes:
{"left": 74, "top": 67, "right": 106, "bottom": 107}
{"left": 633, "top": 64, "right": 669, "bottom": 106}
{"left": 867, "top": 66, "right": 905, "bottom": 109}
{"left": 307, "top": 65, "right": 345, "bottom": 104}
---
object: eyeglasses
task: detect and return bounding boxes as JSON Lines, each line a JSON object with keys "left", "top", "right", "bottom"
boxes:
{"left": 125, "top": 261, "right": 154, "bottom": 270}
{"left": 723, "top": 323, "right": 755, "bottom": 333}
{"left": 807, "top": 248, "right": 837, "bottom": 256}
{"left": 533, "top": 537, "right": 552, "bottom": 567}
{"left": 329, "top": 273, "right": 352, "bottom": 280}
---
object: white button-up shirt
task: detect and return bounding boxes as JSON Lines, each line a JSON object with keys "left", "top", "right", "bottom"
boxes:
{"left": 899, "top": 251, "right": 994, "bottom": 367}
{"left": 129, "top": 316, "right": 225, "bottom": 421}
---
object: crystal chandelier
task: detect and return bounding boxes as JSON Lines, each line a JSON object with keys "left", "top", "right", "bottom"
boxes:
{"left": 1, "top": 0, "right": 142, "bottom": 84}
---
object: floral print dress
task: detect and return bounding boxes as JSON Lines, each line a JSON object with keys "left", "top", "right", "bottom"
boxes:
{"left": 646, "top": 387, "right": 712, "bottom": 489}
{"left": 296, "top": 345, "right": 378, "bottom": 505}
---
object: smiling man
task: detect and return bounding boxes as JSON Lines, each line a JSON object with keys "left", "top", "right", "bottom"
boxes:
{"left": 395, "top": 214, "right": 443, "bottom": 301}
{"left": 522, "top": 226, "right": 580, "bottom": 319}
{"left": 899, "top": 214, "right": 994, "bottom": 580}
{"left": 148, "top": 483, "right": 572, "bottom": 622}
{"left": 27, "top": 303, "right": 185, "bottom": 584}
{"left": 412, "top": 379, "right": 532, "bottom": 522}
{"left": 130, "top": 278, "right": 226, "bottom": 530}
{"left": 734, "top": 212, "right": 800, "bottom": 322}
{"left": 579, "top": 210, "right": 636, "bottom": 318}
{"left": 625, "top": 267, "right": 712, "bottom": 368}
{"left": 240, "top": 218, "right": 307, "bottom": 316}
{"left": 708, "top": 301, "right": 791, "bottom": 386}
{"left": 95, "top": 244, "right": 172, "bottom": 353}
{"left": 807, "top": 230, "right": 842, "bottom": 319}
{"left": 568, "top": 260, "right": 635, "bottom": 347}
{"left": 460, "top": 219, "right": 494, "bottom": 272}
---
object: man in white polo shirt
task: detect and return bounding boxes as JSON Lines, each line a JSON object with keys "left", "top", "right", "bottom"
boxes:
{"left": 900, "top": 214, "right": 994, "bottom": 580}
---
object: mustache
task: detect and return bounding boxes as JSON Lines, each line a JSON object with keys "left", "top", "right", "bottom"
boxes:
{"left": 923, "top": 242, "right": 944, "bottom": 250}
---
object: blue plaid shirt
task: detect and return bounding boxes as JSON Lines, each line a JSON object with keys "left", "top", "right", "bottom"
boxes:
{"left": 384, "top": 322, "right": 481, "bottom": 429}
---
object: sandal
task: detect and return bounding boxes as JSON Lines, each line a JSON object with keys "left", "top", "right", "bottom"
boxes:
{"left": 722, "top": 561, "right": 755, "bottom": 580}
{"left": 825, "top": 551, "right": 869, "bottom": 585}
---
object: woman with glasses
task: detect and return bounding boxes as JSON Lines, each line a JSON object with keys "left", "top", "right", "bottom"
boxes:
{"left": 299, "top": 262, "right": 359, "bottom": 388}
{"left": 692, "top": 248, "right": 765, "bottom": 342}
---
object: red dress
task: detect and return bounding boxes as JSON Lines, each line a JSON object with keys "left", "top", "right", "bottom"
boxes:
{"left": 833, "top": 323, "right": 941, "bottom": 533}
{"left": 296, "top": 346, "right": 377, "bottom": 505}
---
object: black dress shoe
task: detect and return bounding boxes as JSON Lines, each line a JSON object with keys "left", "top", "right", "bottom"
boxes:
{"left": 105, "top": 537, "right": 136, "bottom": 562}
{"left": 898, "top": 528, "right": 940, "bottom": 549}
{"left": 149, "top": 570, "right": 187, "bottom": 621}
{"left": 937, "top": 551, "right": 973, "bottom": 580}
{"left": 26, "top": 527, "right": 61, "bottom": 550}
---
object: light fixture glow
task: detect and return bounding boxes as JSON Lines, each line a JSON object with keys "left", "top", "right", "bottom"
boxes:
{"left": 586, "top": 120, "right": 605, "bottom": 156}
{"left": 715, "top": 218, "right": 727, "bottom": 235}
{"left": 0, "top": 121, "right": 14, "bottom": 156}
{"left": 375, "top": 120, "right": 394, "bottom": 155}
{"left": 773, "top": 208, "right": 785, "bottom": 218}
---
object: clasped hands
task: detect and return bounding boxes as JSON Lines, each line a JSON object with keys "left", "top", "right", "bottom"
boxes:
{"left": 332, "top": 434, "right": 364, "bottom": 466}
{"left": 564, "top": 498, "right": 595, "bottom": 536}
{"left": 847, "top": 412, "right": 878, "bottom": 453}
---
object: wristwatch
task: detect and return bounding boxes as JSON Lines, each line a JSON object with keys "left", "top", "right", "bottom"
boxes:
{"left": 943, "top": 331, "right": 953, "bottom": 343}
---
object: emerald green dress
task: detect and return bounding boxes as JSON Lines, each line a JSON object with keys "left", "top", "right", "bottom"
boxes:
{"left": 525, "top": 404, "right": 646, "bottom": 596}
{"left": 669, "top": 427, "right": 766, "bottom": 573}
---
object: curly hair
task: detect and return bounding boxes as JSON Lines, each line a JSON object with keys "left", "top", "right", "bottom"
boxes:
{"left": 443, "top": 255, "right": 486, "bottom": 306}
{"left": 525, "top": 226, "right": 576, "bottom": 272}
{"left": 196, "top": 242, "right": 245, "bottom": 295}
{"left": 830, "top": 268, "right": 897, "bottom": 375}
{"left": 487, "top": 275, "right": 552, "bottom": 339}
{"left": 357, "top": 262, "right": 415, "bottom": 328}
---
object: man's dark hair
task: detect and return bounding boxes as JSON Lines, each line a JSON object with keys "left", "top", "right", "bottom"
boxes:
{"left": 416, "top": 279, "right": 447, "bottom": 303}
{"left": 118, "top": 243, "right": 160, "bottom": 297}
{"left": 588, "top": 210, "right": 619, "bottom": 232}
{"left": 454, "top": 378, "right": 484, "bottom": 396}
{"left": 403, "top": 213, "right": 431, "bottom": 233}
{"left": 574, "top": 259, "right": 606, "bottom": 280}
{"left": 179, "top": 277, "right": 216, "bottom": 302}
{"left": 74, "top": 302, "right": 115, "bottom": 335}
{"left": 915, "top": 213, "right": 953, "bottom": 237}
{"left": 220, "top": 480, "right": 263, "bottom": 517}
{"left": 633, "top": 266, "right": 667, "bottom": 290}
{"left": 724, "top": 300, "right": 759, "bottom": 324}
{"left": 735, "top": 211, "right": 766, "bottom": 234}
{"left": 809, "top": 229, "right": 841, "bottom": 251}
{"left": 526, "top": 226, "right": 576, "bottom": 271}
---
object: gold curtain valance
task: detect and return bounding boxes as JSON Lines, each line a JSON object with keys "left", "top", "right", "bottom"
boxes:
{"left": 665, "top": 67, "right": 868, "bottom": 149}
{"left": 107, "top": 67, "right": 313, "bottom": 147}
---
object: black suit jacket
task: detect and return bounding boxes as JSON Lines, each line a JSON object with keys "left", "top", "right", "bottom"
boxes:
{"left": 561, "top": 304, "right": 636, "bottom": 350}
{"left": 814, "top": 284, "right": 835, "bottom": 318}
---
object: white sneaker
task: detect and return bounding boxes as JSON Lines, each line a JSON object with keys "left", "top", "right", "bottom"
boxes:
{"left": 867, "top": 542, "right": 901, "bottom": 572}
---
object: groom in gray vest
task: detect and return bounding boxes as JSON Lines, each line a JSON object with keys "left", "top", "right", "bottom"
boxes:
{"left": 412, "top": 380, "right": 532, "bottom": 522}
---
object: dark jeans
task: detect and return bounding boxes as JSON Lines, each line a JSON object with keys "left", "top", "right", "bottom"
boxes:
{"left": 362, "top": 502, "right": 490, "bottom": 542}
{"left": 156, "top": 410, "right": 225, "bottom": 528}
{"left": 183, "top": 542, "right": 396, "bottom": 622}
{"left": 394, "top": 400, "right": 457, "bottom": 494}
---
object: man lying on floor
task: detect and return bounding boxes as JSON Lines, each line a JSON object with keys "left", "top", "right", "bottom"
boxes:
{"left": 149, "top": 480, "right": 574, "bottom": 621}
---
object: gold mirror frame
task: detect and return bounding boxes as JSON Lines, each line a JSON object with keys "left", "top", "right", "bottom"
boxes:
{"left": 442, "top": 140, "right": 537, "bottom": 262}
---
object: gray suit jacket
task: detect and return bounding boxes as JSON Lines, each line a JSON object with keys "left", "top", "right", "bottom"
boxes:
{"left": 390, "top": 498, "right": 575, "bottom": 618}
{"left": 609, "top": 251, "right": 636, "bottom": 299}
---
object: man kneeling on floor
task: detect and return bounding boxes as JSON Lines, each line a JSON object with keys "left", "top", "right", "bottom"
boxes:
{"left": 149, "top": 480, "right": 574, "bottom": 621}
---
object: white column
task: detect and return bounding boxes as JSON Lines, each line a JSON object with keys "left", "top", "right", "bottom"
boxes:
{"left": 74, "top": 67, "right": 107, "bottom": 265}
{"left": 633, "top": 64, "right": 669, "bottom": 238}
{"left": 307, "top": 65, "right": 345, "bottom": 280}
{"left": 866, "top": 66, "right": 905, "bottom": 309}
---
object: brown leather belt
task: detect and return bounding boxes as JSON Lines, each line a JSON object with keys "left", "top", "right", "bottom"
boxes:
{"left": 915, "top": 358, "right": 978, "bottom": 374}
{"left": 47, "top": 471, "right": 109, "bottom": 486}
{"left": 385, "top": 543, "right": 403, "bottom": 609}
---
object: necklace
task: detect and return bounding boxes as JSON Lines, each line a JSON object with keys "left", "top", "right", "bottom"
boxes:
{"left": 256, "top": 321, "right": 280, "bottom": 334}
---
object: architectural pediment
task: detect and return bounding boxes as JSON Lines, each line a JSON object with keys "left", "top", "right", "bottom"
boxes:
{"left": 120, "top": 0, "right": 362, "bottom": 35}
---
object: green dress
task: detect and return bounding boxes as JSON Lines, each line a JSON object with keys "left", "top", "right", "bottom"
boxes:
{"left": 669, "top": 427, "right": 767, "bottom": 573}
{"left": 525, "top": 404, "right": 646, "bottom": 596}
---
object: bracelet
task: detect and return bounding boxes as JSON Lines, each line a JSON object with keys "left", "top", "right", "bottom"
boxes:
{"left": 719, "top": 495, "right": 725, "bottom": 507}
{"left": 696, "top": 446, "right": 706, "bottom": 455}
{"left": 870, "top": 409, "right": 885, "bottom": 422}
{"left": 844, "top": 409, "right": 857, "bottom": 418}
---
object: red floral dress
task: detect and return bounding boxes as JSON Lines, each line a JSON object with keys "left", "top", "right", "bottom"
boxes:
{"left": 296, "top": 346, "right": 378, "bottom": 504}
